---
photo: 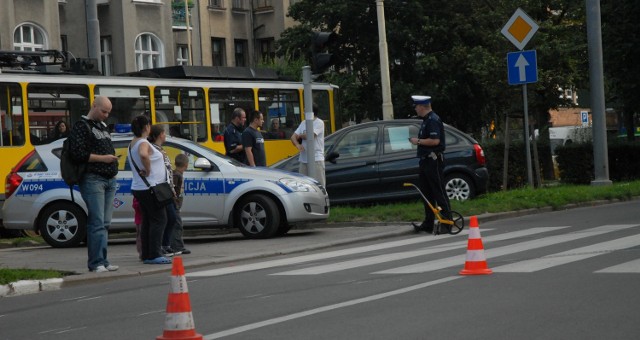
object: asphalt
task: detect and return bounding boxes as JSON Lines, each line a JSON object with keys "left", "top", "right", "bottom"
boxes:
{"left": 0, "top": 200, "right": 627, "bottom": 297}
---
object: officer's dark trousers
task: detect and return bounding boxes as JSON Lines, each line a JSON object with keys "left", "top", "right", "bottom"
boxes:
{"left": 418, "top": 155, "right": 451, "bottom": 226}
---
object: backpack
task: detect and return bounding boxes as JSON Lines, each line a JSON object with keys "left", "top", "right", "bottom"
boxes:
{"left": 60, "top": 120, "right": 90, "bottom": 202}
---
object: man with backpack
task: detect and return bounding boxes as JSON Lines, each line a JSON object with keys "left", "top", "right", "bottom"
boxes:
{"left": 68, "top": 96, "right": 120, "bottom": 273}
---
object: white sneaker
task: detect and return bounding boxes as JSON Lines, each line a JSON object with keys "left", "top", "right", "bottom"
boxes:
{"left": 105, "top": 264, "right": 119, "bottom": 271}
{"left": 91, "top": 265, "right": 109, "bottom": 273}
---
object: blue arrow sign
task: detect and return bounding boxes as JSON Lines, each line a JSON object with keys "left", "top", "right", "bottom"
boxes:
{"left": 507, "top": 50, "right": 538, "bottom": 85}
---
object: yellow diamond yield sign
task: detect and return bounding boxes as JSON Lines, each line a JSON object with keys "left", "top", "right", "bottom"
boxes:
{"left": 501, "top": 8, "right": 539, "bottom": 50}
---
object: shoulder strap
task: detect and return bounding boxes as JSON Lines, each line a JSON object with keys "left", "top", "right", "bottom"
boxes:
{"left": 129, "top": 142, "right": 152, "bottom": 188}
{"left": 129, "top": 141, "right": 168, "bottom": 188}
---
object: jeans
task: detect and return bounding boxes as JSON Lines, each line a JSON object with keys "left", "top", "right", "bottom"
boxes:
{"left": 170, "top": 206, "right": 185, "bottom": 251}
{"left": 132, "top": 189, "right": 167, "bottom": 260}
{"left": 163, "top": 201, "right": 178, "bottom": 248}
{"left": 79, "top": 173, "right": 117, "bottom": 271}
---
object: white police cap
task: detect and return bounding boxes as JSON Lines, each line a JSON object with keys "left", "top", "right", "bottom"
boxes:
{"left": 411, "top": 95, "right": 431, "bottom": 105}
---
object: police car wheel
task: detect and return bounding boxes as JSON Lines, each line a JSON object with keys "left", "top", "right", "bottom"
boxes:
{"left": 235, "top": 194, "right": 280, "bottom": 239}
{"left": 445, "top": 173, "right": 475, "bottom": 201}
{"left": 38, "top": 202, "right": 87, "bottom": 248}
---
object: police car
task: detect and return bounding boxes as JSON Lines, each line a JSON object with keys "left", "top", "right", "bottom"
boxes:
{"left": 2, "top": 135, "right": 329, "bottom": 248}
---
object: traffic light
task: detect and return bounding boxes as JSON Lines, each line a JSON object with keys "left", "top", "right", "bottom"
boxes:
{"left": 68, "top": 58, "right": 100, "bottom": 75}
{"left": 311, "top": 31, "right": 336, "bottom": 74}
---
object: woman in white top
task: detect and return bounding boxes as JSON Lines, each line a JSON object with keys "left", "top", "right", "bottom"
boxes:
{"left": 147, "top": 124, "right": 179, "bottom": 256}
{"left": 128, "top": 115, "right": 171, "bottom": 265}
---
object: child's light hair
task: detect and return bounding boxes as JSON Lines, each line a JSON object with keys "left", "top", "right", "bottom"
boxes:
{"left": 175, "top": 153, "right": 189, "bottom": 168}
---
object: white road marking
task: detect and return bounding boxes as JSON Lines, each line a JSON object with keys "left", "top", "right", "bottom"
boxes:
{"left": 203, "top": 276, "right": 462, "bottom": 339}
{"left": 494, "top": 234, "right": 640, "bottom": 272}
{"left": 272, "top": 227, "right": 562, "bottom": 275}
{"left": 375, "top": 224, "right": 638, "bottom": 274}
{"left": 595, "top": 258, "right": 640, "bottom": 273}
{"left": 187, "top": 231, "right": 478, "bottom": 277}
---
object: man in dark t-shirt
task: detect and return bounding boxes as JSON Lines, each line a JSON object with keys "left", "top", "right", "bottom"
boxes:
{"left": 242, "top": 110, "right": 266, "bottom": 167}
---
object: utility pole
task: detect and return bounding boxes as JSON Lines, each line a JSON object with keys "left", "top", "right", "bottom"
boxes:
{"left": 185, "top": 0, "right": 192, "bottom": 65}
{"left": 586, "top": 0, "right": 611, "bottom": 186}
{"left": 302, "top": 66, "right": 317, "bottom": 180}
{"left": 376, "top": 0, "right": 394, "bottom": 120}
{"left": 85, "top": 0, "right": 101, "bottom": 73}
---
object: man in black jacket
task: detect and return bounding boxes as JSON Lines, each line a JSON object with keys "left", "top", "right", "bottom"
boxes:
{"left": 223, "top": 108, "right": 247, "bottom": 164}
{"left": 68, "top": 96, "right": 120, "bottom": 272}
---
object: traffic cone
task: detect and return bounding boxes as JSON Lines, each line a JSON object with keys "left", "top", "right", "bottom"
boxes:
{"left": 459, "top": 216, "right": 493, "bottom": 275}
{"left": 157, "top": 256, "right": 203, "bottom": 340}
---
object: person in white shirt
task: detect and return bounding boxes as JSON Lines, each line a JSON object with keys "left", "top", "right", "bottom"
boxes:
{"left": 290, "top": 104, "right": 326, "bottom": 187}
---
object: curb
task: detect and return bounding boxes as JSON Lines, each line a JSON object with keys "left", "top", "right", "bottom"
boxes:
{"left": 0, "top": 278, "right": 63, "bottom": 297}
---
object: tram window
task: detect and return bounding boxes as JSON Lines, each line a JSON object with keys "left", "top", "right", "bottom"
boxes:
{"left": 0, "top": 83, "right": 24, "bottom": 147}
{"left": 154, "top": 87, "right": 206, "bottom": 143}
{"left": 26, "top": 84, "right": 90, "bottom": 145}
{"left": 208, "top": 88, "right": 254, "bottom": 141}
{"left": 95, "top": 86, "right": 151, "bottom": 130}
{"left": 313, "top": 89, "right": 331, "bottom": 136}
{"left": 258, "top": 89, "right": 300, "bottom": 140}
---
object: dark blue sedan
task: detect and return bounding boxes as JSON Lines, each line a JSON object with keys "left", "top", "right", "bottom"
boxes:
{"left": 271, "top": 119, "right": 488, "bottom": 204}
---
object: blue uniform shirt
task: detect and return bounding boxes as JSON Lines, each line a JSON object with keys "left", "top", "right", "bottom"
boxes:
{"left": 417, "top": 111, "right": 446, "bottom": 158}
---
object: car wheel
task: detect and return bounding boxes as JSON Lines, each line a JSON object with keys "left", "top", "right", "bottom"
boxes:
{"left": 445, "top": 173, "right": 475, "bottom": 201}
{"left": 38, "top": 202, "right": 86, "bottom": 248}
{"left": 235, "top": 194, "right": 280, "bottom": 239}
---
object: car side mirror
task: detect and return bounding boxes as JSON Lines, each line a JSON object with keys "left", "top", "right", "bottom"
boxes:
{"left": 325, "top": 151, "right": 340, "bottom": 163}
{"left": 194, "top": 158, "right": 212, "bottom": 170}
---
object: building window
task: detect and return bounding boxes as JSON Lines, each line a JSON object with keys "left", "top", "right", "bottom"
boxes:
{"left": 13, "top": 23, "right": 47, "bottom": 51}
{"left": 101, "top": 37, "right": 113, "bottom": 76}
{"left": 211, "top": 38, "right": 225, "bottom": 66}
{"left": 208, "top": 0, "right": 223, "bottom": 7}
{"left": 234, "top": 39, "right": 248, "bottom": 67}
{"left": 232, "top": 0, "right": 246, "bottom": 9}
{"left": 258, "top": 38, "right": 275, "bottom": 63}
{"left": 135, "top": 33, "right": 164, "bottom": 71}
{"left": 177, "top": 45, "right": 189, "bottom": 65}
{"left": 253, "top": 0, "right": 272, "bottom": 9}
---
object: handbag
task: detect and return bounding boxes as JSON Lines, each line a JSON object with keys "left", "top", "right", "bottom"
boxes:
{"left": 129, "top": 144, "right": 174, "bottom": 206}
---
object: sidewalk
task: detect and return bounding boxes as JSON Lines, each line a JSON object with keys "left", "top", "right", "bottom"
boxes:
{"left": 0, "top": 223, "right": 415, "bottom": 297}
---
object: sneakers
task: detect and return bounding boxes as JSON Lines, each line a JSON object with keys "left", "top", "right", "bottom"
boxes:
{"left": 90, "top": 264, "right": 118, "bottom": 273}
{"left": 162, "top": 247, "right": 182, "bottom": 257}
{"left": 105, "top": 264, "right": 119, "bottom": 271}
{"left": 91, "top": 265, "right": 109, "bottom": 273}
{"left": 178, "top": 248, "right": 191, "bottom": 255}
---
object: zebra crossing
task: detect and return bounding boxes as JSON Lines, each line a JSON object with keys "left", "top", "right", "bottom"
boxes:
{"left": 187, "top": 223, "right": 640, "bottom": 278}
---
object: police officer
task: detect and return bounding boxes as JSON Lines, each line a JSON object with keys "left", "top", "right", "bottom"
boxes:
{"left": 223, "top": 108, "right": 247, "bottom": 164}
{"left": 409, "top": 95, "right": 452, "bottom": 234}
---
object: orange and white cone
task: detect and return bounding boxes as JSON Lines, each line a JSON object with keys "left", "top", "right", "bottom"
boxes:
{"left": 459, "top": 216, "right": 493, "bottom": 275}
{"left": 157, "top": 256, "right": 203, "bottom": 340}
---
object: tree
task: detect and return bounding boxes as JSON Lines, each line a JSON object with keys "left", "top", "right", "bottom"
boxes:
{"left": 277, "top": 0, "right": 588, "bottom": 135}
{"left": 602, "top": 1, "right": 640, "bottom": 141}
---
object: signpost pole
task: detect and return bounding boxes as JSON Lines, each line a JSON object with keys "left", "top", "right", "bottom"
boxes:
{"left": 522, "top": 83, "right": 534, "bottom": 187}
{"left": 303, "top": 66, "right": 317, "bottom": 181}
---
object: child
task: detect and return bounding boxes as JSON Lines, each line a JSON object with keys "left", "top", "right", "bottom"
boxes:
{"left": 170, "top": 154, "right": 190, "bottom": 254}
